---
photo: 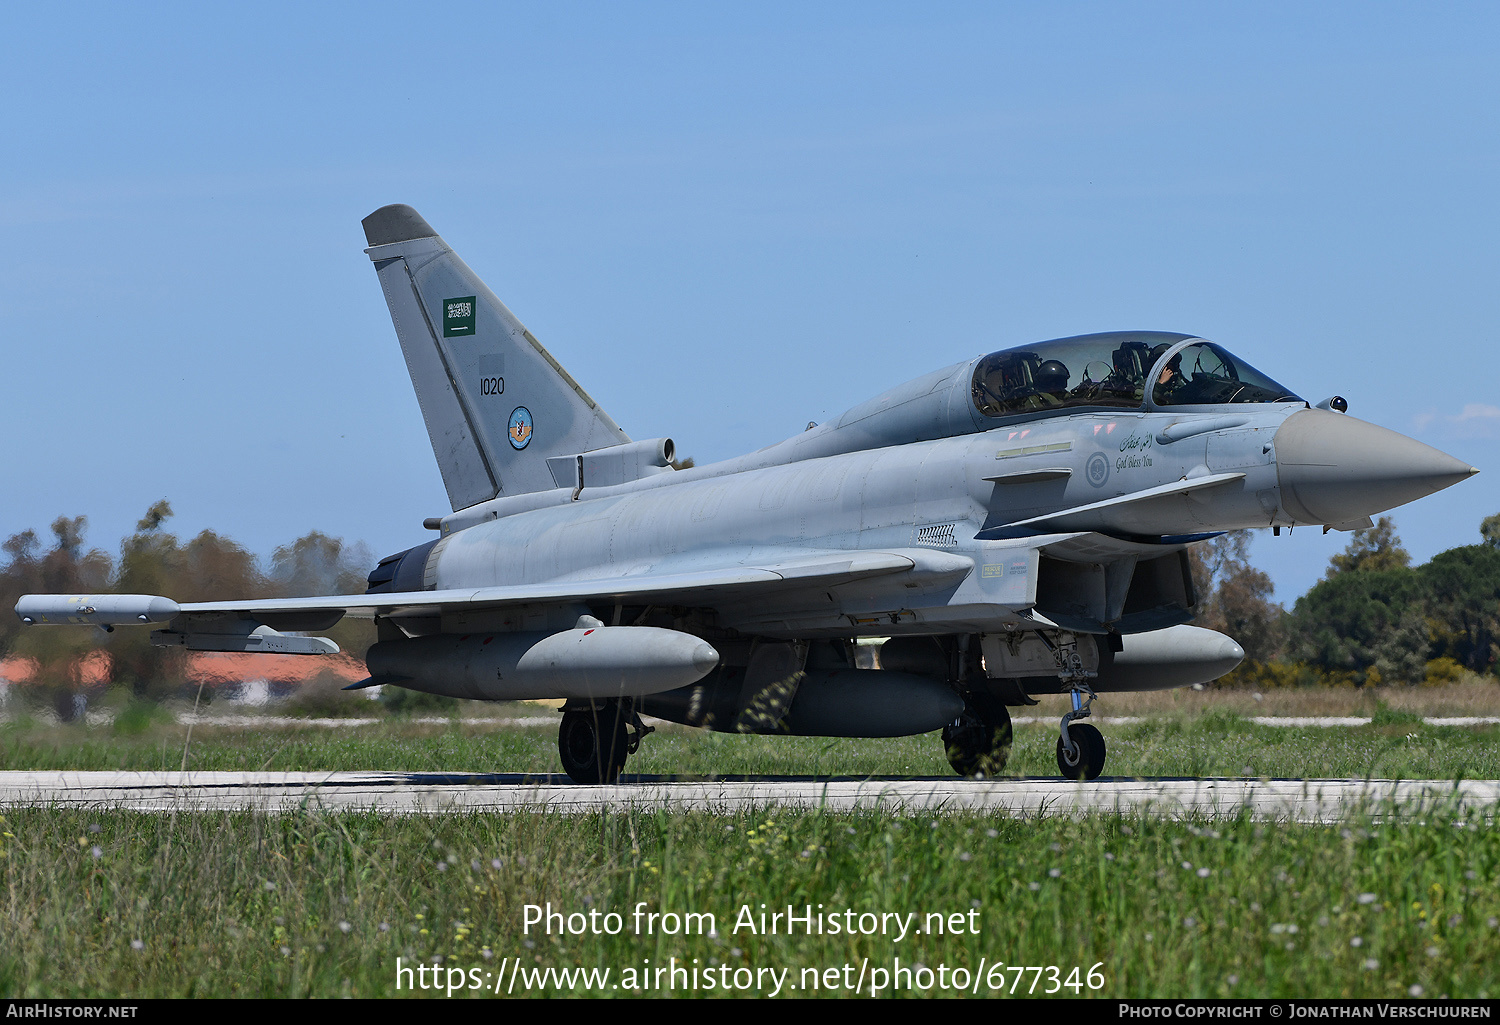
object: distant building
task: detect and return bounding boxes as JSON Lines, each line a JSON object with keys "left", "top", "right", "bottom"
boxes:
{"left": 0, "top": 651, "right": 369, "bottom": 704}
{"left": 187, "top": 651, "right": 369, "bottom": 703}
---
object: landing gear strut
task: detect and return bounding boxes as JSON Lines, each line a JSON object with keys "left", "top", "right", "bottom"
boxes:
{"left": 944, "top": 707, "right": 1014, "bottom": 778}
{"left": 944, "top": 688, "right": 1013, "bottom": 779}
{"left": 1042, "top": 632, "right": 1107, "bottom": 781}
{"left": 557, "top": 698, "right": 653, "bottom": 784}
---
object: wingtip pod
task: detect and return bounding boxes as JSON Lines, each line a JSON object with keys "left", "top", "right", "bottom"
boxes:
{"left": 16, "top": 594, "right": 180, "bottom": 626}
{"left": 362, "top": 204, "right": 439, "bottom": 247}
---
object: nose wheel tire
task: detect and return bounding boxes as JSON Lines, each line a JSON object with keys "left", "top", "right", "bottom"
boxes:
{"left": 1056, "top": 722, "right": 1106, "bottom": 781}
{"left": 558, "top": 702, "right": 631, "bottom": 784}
{"left": 943, "top": 706, "right": 1014, "bottom": 778}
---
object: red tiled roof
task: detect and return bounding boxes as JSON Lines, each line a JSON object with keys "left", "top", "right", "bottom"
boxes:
{"left": 0, "top": 656, "right": 39, "bottom": 684}
{"left": 187, "top": 651, "right": 368, "bottom": 686}
{"left": 0, "top": 652, "right": 112, "bottom": 685}
{"left": 0, "top": 650, "right": 368, "bottom": 687}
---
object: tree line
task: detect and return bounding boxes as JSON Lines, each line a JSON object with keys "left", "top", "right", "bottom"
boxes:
{"left": 0, "top": 501, "right": 374, "bottom": 700}
{"left": 1192, "top": 514, "right": 1500, "bottom": 687}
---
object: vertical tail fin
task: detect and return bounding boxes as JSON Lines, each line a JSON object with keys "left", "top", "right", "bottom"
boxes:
{"left": 362, "top": 204, "right": 629, "bottom": 510}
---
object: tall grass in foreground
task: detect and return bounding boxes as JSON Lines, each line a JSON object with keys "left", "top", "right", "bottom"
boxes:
{"left": 1, "top": 804, "right": 1496, "bottom": 998}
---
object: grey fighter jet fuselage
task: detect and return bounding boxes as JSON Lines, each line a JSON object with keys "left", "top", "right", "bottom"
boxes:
{"left": 14, "top": 205, "right": 1478, "bottom": 783}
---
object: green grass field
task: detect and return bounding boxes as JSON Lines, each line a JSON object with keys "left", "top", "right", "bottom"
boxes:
{"left": 2, "top": 688, "right": 1499, "bottom": 998}
{"left": 3, "top": 702, "right": 1498, "bottom": 782}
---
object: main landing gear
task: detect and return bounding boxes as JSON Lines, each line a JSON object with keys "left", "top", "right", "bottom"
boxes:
{"left": 944, "top": 689, "right": 1014, "bottom": 778}
{"left": 557, "top": 698, "right": 653, "bottom": 784}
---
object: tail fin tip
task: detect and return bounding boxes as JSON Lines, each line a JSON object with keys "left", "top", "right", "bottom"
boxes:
{"left": 363, "top": 204, "right": 439, "bottom": 247}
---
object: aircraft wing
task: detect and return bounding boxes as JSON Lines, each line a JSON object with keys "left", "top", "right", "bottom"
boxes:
{"left": 15, "top": 547, "right": 974, "bottom": 653}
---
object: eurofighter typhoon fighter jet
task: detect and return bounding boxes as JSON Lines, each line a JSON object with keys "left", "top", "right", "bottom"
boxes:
{"left": 16, "top": 205, "right": 1479, "bottom": 783}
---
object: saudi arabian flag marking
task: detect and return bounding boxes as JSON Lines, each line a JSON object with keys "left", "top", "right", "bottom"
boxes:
{"left": 443, "top": 296, "right": 476, "bottom": 337}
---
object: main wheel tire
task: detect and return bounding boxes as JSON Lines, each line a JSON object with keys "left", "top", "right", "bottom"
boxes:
{"left": 943, "top": 706, "right": 1014, "bottom": 778}
{"left": 1056, "top": 722, "right": 1106, "bottom": 781}
{"left": 558, "top": 703, "right": 630, "bottom": 784}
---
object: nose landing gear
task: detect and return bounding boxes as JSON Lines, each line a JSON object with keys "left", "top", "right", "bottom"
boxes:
{"left": 1043, "top": 632, "right": 1107, "bottom": 781}
{"left": 1056, "top": 719, "right": 1106, "bottom": 780}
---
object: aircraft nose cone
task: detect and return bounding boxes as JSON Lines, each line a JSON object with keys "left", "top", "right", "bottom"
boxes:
{"left": 1274, "top": 409, "right": 1477, "bottom": 525}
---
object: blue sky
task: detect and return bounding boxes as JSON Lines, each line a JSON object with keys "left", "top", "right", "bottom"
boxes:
{"left": 2, "top": 2, "right": 1496, "bottom": 606}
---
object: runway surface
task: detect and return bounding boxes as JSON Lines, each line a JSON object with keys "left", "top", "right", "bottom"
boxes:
{"left": 10, "top": 711, "right": 1500, "bottom": 729}
{"left": 1, "top": 770, "right": 1494, "bottom": 822}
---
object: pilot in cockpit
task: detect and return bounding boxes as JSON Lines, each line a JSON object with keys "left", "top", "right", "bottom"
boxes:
{"left": 1100, "top": 340, "right": 1151, "bottom": 404}
{"left": 1032, "top": 359, "right": 1070, "bottom": 407}
{"left": 1149, "top": 343, "right": 1186, "bottom": 403}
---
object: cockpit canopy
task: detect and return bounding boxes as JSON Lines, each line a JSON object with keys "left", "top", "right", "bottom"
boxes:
{"left": 971, "top": 331, "right": 1302, "bottom": 419}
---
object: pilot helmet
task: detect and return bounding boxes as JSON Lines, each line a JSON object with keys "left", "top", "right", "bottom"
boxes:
{"left": 1149, "top": 343, "right": 1183, "bottom": 376}
{"left": 1034, "top": 359, "right": 1069, "bottom": 393}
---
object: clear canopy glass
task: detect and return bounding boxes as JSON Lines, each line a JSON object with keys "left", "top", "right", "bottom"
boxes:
{"left": 1151, "top": 341, "right": 1302, "bottom": 406}
{"left": 971, "top": 331, "right": 1300, "bottom": 418}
